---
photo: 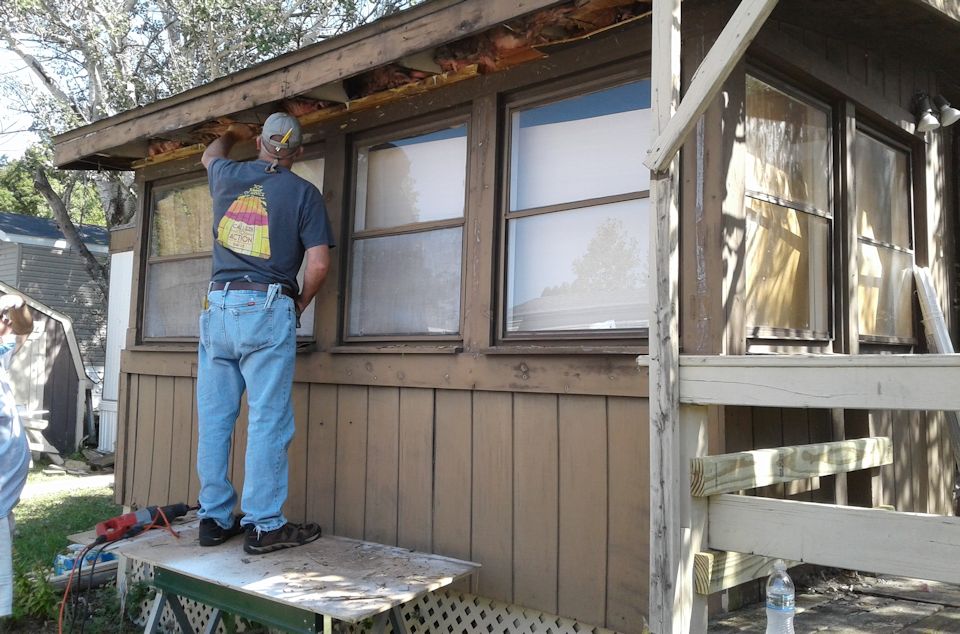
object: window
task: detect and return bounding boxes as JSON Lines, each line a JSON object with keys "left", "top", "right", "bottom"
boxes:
{"left": 142, "top": 157, "right": 324, "bottom": 340}
{"left": 346, "top": 123, "right": 468, "bottom": 339}
{"left": 742, "top": 70, "right": 918, "bottom": 349}
{"left": 502, "top": 80, "right": 651, "bottom": 336}
{"left": 744, "top": 75, "right": 832, "bottom": 339}
{"left": 854, "top": 130, "right": 914, "bottom": 341}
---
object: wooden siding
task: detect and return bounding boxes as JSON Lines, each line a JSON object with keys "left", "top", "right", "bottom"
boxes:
{"left": 122, "top": 377, "right": 649, "bottom": 634}
{"left": 0, "top": 242, "right": 20, "bottom": 287}
{"left": 41, "top": 317, "right": 81, "bottom": 452}
{"left": 18, "top": 245, "right": 107, "bottom": 368}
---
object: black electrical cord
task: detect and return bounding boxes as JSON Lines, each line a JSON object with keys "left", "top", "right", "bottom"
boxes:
{"left": 77, "top": 542, "right": 110, "bottom": 634}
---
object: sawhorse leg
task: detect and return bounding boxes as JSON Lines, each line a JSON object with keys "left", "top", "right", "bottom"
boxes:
{"left": 144, "top": 591, "right": 195, "bottom": 633}
{"left": 371, "top": 606, "right": 408, "bottom": 634}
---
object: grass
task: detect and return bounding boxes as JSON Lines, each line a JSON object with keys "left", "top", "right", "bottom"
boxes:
{"left": 3, "top": 467, "right": 123, "bottom": 631}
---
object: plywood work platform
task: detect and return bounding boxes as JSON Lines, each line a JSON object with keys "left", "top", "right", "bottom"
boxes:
{"left": 112, "top": 520, "right": 479, "bottom": 633}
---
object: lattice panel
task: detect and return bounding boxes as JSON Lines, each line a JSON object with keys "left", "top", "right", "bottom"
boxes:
{"left": 121, "top": 557, "right": 631, "bottom": 634}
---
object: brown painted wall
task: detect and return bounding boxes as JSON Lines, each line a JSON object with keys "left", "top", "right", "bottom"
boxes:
{"left": 121, "top": 376, "right": 648, "bottom": 633}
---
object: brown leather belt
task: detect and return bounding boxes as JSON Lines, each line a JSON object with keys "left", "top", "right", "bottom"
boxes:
{"left": 209, "top": 281, "right": 296, "bottom": 299}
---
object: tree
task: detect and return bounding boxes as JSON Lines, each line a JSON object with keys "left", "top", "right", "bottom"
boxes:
{"left": 0, "top": 0, "right": 421, "bottom": 289}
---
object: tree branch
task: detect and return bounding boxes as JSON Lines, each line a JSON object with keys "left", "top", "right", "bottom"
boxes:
{"left": 32, "top": 167, "right": 108, "bottom": 296}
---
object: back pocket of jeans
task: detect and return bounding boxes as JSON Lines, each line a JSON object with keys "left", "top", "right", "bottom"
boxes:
{"left": 233, "top": 306, "right": 275, "bottom": 351}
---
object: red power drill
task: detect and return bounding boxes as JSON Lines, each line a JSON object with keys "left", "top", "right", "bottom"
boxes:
{"left": 95, "top": 503, "right": 195, "bottom": 542}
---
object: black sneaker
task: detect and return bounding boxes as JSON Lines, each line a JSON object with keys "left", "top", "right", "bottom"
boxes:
{"left": 243, "top": 522, "right": 322, "bottom": 554}
{"left": 199, "top": 516, "right": 244, "bottom": 546}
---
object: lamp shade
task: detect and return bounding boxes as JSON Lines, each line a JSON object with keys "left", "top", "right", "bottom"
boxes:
{"left": 916, "top": 94, "right": 941, "bottom": 132}
{"left": 934, "top": 95, "right": 960, "bottom": 127}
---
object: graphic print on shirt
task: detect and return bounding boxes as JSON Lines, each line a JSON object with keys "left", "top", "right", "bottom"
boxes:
{"left": 217, "top": 184, "right": 271, "bottom": 258}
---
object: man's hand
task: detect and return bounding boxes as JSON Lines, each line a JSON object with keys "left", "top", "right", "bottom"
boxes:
{"left": 225, "top": 123, "right": 257, "bottom": 141}
{"left": 202, "top": 122, "right": 258, "bottom": 169}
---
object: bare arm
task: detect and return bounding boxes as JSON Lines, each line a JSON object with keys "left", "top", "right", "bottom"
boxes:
{"left": 296, "top": 245, "right": 331, "bottom": 315}
{"left": 201, "top": 123, "right": 257, "bottom": 169}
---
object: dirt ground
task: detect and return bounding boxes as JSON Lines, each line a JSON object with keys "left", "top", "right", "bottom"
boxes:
{"left": 709, "top": 572, "right": 960, "bottom": 633}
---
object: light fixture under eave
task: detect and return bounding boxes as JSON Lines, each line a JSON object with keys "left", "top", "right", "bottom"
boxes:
{"left": 915, "top": 93, "right": 941, "bottom": 133}
{"left": 934, "top": 95, "right": 960, "bottom": 127}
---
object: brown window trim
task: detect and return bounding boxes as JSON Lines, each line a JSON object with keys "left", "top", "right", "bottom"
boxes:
{"left": 494, "top": 68, "right": 653, "bottom": 348}
{"left": 342, "top": 111, "right": 472, "bottom": 344}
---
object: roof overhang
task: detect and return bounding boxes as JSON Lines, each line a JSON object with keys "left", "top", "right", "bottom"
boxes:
{"left": 52, "top": 0, "right": 571, "bottom": 170}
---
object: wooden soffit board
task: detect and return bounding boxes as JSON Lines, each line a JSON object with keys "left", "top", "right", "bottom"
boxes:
{"left": 52, "top": 0, "right": 591, "bottom": 170}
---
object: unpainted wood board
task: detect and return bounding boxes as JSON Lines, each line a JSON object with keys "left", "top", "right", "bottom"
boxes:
{"left": 709, "top": 494, "right": 960, "bottom": 585}
{"left": 167, "top": 376, "right": 194, "bottom": 505}
{"left": 433, "top": 390, "right": 472, "bottom": 565}
{"left": 149, "top": 376, "right": 175, "bottom": 504}
{"left": 513, "top": 392, "right": 559, "bottom": 615}
{"left": 188, "top": 378, "right": 201, "bottom": 506}
{"left": 113, "top": 520, "right": 479, "bottom": 624}
{"left": 872, "top": 410, "right": 896, "bottom": 508}
{"left": 132, "top": 375, "right": 157, "bottom": 507}
{"left": 470, "top": 390, "right": 513, "bottom": 602}
{"left": 285, "top": 383, "right": 310, "bottom": 523}
{"left": 690, "top": 437, "right": 892, "bottom": 498}
{"left": 693, "top": 550, "right": 795, "bottom": 595}
{"left": 781, "top": 408, "right": 813, "bottom": 500}
{"left": 606, "top": 396, "right": 648, "bottom": 634}
{"left": 752, "top": 407, "right": 784, "bottom": 499}
{"left": 335, "top": 385, "right": 368, "bottom": 539}
{"left": 557, "top": 395, "right": 607, "bottom": 626}
{"left": 807, "top": 409, "right": 833, "bottom": 503}
{"left": 364, "top": 386, "right": 399, "bottom": 546}
{"left": 397, "top": 388, "right": 434, "bottom": 553}
{"left": 306, "top": 384, "right": 337, "bottom": 534}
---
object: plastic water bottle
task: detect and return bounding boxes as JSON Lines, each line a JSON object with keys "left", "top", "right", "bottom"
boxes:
{"left": 765, "top": 559, "right": 795, "bottom": 633}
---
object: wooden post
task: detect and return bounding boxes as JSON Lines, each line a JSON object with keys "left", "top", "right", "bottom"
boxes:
{"left": 647, "top": 0, "right": 682, "bottom": 631}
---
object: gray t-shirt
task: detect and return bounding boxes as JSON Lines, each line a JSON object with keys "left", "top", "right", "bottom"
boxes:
{"left": 207, "top": 158, "right": 334, "bottom": 293}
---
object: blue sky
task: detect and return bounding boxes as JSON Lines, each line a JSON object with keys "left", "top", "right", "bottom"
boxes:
{"left": 0, "top": 49, "right": 39, "bottom": 159}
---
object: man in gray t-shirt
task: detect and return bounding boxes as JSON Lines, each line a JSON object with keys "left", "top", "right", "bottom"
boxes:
{"left": 196, "top": 114, "right": 333, "bottom": 555}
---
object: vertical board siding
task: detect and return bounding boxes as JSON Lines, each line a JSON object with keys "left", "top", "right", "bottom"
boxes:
{"left": 607, "top": 397, "right": 649, "bottom": 634}
{"left": 306, "top": 384, "right": 338, "bottom": 534}
{"left": 148, "top": 376, "right": 175, "bottom": 504}
{"left": 131, "top": 375, "right": 157, "bottom": 507}
{"left": 433, "top": 390, "right": 473, "bottom": 564}
{"left": 471, "top": 391, "right": 513, "bottom": 601}
{"left": 335, "top": 385, "right": 368, "bottom": 538}
{"left": 398, "top": 388, "right": 434, "bottom": 553}
{"left": 123, "top": 381, "right": 650, "bottom": 632}
{"left": 365, "top": 386, "right": 400, "bottom": 545}
{"left": 558, "top": 395, "right": 607, "bottom": 625}
{"left": 286, "top": 383, "right": 310, "bottom": 523}
{"left": 167, "top": 376, "right": 194, "bottom": 505}
{"left": 513, "top": 392, "right": 559, "bottom": 615}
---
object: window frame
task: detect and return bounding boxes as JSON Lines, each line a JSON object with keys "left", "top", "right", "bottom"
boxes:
{"left": 342, "top": 110, "right": 472, "bottom": 344}
{"left": 496, "top": 69, "right": 653, "bottom": 345}
{"left": 138, "top": 144, "right": 327, "bottom": 344}
{"left": 742, "top": 69, "right": 836, "bottom": 344}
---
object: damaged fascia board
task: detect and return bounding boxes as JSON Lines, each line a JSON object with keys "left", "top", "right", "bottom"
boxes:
{"left": 52, "top": 0, "right": 569, "bottom": 169}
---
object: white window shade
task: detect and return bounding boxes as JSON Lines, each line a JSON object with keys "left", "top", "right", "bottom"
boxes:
{"left": 510, "top": 86, "right": 651, "bottom": 211}
{"left": 356, "top": 126, "right": 467, "bottom": 231}
{"left": 506, "top": 199, "right": 649, "bottom": 332}
{"left": 349, "top": 228, "right": 463, "bottom": 336}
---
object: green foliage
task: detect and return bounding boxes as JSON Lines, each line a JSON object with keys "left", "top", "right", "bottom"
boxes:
{"left": 0, "top": 145, "right": 106, "bottom": 226}
{"left": 9, "top": 480, "right": 120, "bottom": 621}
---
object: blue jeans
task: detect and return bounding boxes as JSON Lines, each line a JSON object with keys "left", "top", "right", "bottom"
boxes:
{"left": 196, "top": 284, "right": 296, "bottom": 532}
